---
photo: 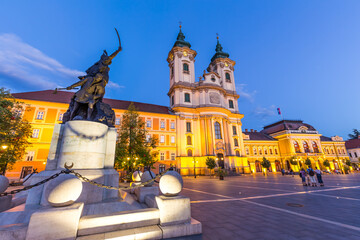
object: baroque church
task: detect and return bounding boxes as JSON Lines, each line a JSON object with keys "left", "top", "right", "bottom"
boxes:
{"left": 7, "top": 27, "right": 349, "bottom": 179}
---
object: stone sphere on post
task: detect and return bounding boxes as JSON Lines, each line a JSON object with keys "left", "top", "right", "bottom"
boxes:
{"left": 45, "top": 174, "right": 83, "bottom": 207}
{"left": 159, "top": 170, "right": 183, "bottom": 196}
{"left": 141, "top": 170, "right": 156, "bottom": 187}
{"left": 132, "top": 170, "right": 143, "bottom": 182}
{"left": 0, "top": 175, "right": 9, "bottom": 193}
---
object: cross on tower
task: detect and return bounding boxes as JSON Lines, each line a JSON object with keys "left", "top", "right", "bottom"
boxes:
{"left": 179, "top": 21, "right": 182, "bottom": 29}
{"left": 216, "top": 33, "right": 219, "bottom": 40}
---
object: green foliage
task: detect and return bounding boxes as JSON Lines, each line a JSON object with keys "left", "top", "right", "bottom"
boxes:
{"left": 289, "top": 156, "right": 298, "bottom": 165}
{"left": 304, "top": 158, "right": 312, "bottom": 167}
{"left": 115, "top": 103, "right": 158, "bottom": 174}
{"left": 323, "top": 159, "right": 330, "bottom": 167}
{"left": 205, "top": 157, "right": 216, "bottom": 170}
{"left": 348, "top": 129, "right": 360, "bottom": 140}
{"left": 344, "top": 165, "right": 350, "bottom": 174}
{"left": 216, "top": 168, "right": 227, "bottom": 177}
{"left": 0, "top": 88, "right": 32, "bottom": 174}
{"left": 345, "top": 159, "right": 351, "bottom": 166}
{"left": 260, "top": 157, "right": 271, "bottom": 169}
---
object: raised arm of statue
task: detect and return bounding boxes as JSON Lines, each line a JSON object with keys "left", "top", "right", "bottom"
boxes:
{"left": 66, "top": 78, "right": 88, "bottom": 90}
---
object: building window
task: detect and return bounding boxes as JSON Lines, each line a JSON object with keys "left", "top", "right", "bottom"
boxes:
{"left": 26, "top": 151, "right": 35, "bottom": 161}
{"left": 331, "top": 149, "right": 334, "bottom": 154}
{"left": 160, "top": 135, "right": 165, "bottom": 143}
{"left": 211, "top": 77, "right": 216, "bottom": 82}
{"left": 32, "top": 129, "right": 40, "bottom": 138}
{"left": 225, "top": 73, "right": 231, "bottom": 82}
{"left": 115, "top": 117, "right": 121, "bottom": 125}
{"left": 236, "top": 150, "right": 240, "bottom": 157}
{"left": 245, "top": 148, "right": 249, "bottom": 155}
{"left": 342, "top": 149, "right": 345, "bottom": 154}
{"left": 186, "top": 122, "right": 191, "bottom": 132}
{"left": 253, "top": 148, "right": 257, "bottom": 155}
{"left": 171, "top": 67, "right": 174, "bottom": 78}
{"left": 159, "top": 164, "right": 166, "bottom": 173}
{"left": 229, "top": 100, "right": 234, "bottom": 109}
{"left": 183, "top": 63, "right": 189, "bottom": 73}
{"left": 234, "top": 138, "right": 238, "bottom": 147}
{"left": 269, "top": 148, "right": 273, "bottom": 155}
{"left": 264, "top": 148, "right": 268, "bottom": 155}
{"left": 187, "top": 149, "right": 193, "bottom": 157}
{"left": 146, "top": 120, "right": 151, "bottom": 128}
{"left": 349, "top": 152, "right": 352, "bottom": 157}
{"left": 171, "top": 136, "right": 175, "bottom": 143}
{"left": 312, "top": 141, "right": 319, "bottom": 153}
{"left": 214, "top": 122, "right": 222, "bottom": 139}
{"left": 294, "top": 141, "right": 300, "bottom": 153}
{"left": 187, "top": 136, "right": 192, "bottom": 145}
{"left": 36, "top": 111, "right": 45, "bottom": 120}
{"left": 146, "top": 134, "right": 151, "bottom": 142}
{"left": 355, "top": 152, "right": 358, "bottom": 158}
{"left": 170, "top": 122, "right": 175, "bottom": 129}
{"left": 259, "top": 148, "right": 262, "bottom": 155}
{"left": 171, "top": 96, "right": 174, "bottom": 106}
{"left": 303, "top": 141, "right": 310, "bottom": 153}
{"left": 58, "top": 113, "right": 64, "bottom": 121}
{"left": 232, "top": 126, "right": 237, "bottom": 135}
{"left": 160, "top": 152, "right": 165, "bottom": 160}
{"left": 171, "top": 153, "right": 176, "bottom": 160}
{"left": 184, "top": 93, "right": 191, "bottom": 103}
{"left": 160, "top": 121, "right": 165, "bottom": 129}
{"left": 275, "top": 148, "right": 278, "bottom": 155}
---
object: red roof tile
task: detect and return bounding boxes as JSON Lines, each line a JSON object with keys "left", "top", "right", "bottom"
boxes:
{"left": 345, "top": 139, "right": 360, "bottom": 149}
{"left": 12, "top": 90, "right": 173, "bottom": 115}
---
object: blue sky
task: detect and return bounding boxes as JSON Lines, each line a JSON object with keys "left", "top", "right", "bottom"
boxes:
{"left": 0, "top": 1, "right": 359, "bottom": 139}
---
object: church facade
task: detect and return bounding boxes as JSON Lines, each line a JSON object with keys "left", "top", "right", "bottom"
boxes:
{"left": 6, "top": 28, "right": 349, "bottom": 179}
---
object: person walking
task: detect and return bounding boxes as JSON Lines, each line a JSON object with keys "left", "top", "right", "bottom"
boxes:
{"left": 300, "top": 168, "right": 307, "bottom": 186}
{"left": 307, "top": 167, "right": 317, "bottom": 187}
{"left": 281, "top": 168, "right": 285, "bottom": 176}
{"left": 315, "top": 167, "right": 324, "bottom": 187}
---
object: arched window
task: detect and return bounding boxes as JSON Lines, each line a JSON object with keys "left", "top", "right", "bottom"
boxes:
{"left": 211, "top": 76, "right": 216, "bottom": 82}
{"left": 259, "top": 148, "right": 262, "bottom": 155}
{"left": 303, "top": 141, "right": 310, "bottom": 153}
{"left": 312, "top": 141, "right": 319, "bottom": 153}
{"left": 245, "top": 148, "right": 249, "bottom": 155}
{"left": 264, "top": 148, "right": 268, "bottom": 155}
{"left": 275, "top": 148, "right": 278, "bottom": 155}
{"left": 269, "top": 148, "right": 273, "bottom": 155}
{"left": 236, "top": 150, "right": 240, "bottom": 157}
{"left": 225, "top": 72, "right": 231, "bottom": 82}
{"left": 342, "top": 149, "right": 345, "bottom": 154}
{"left": 214, "top": 122, "right": 222, "bottom": 139}
{"left": 253, "top": 148, "right": 257, "bottom": 155}
{"left": 331, "top": 149, "right": 334, "bottom": 154}
{"left": 294, "top": 141, "right": 300, "bottom": 153}
{"left": 183, "top": 63, "right": 189, "bottom": 73}
{"left": 234, "top": 138, "right": 238, "bottom": 147}
{"left": 228, "top": 100, "right": 234, "bottom": 109}
{"left": 187, "top": 136, "right": 192, "bottom": 145}
{"left": 187, "top": 149, "right": 192, "bottom": 157}
{"left": 184, "top": 93, "right": 190, "bottom": 103}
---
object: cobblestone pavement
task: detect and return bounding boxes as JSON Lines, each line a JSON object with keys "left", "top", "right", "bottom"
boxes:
{"left": 177, "top": 173, "right": 360, "bottom": 240}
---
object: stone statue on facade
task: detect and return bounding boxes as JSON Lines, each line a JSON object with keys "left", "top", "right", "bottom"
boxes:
{"left": 61, "top": 28, "right": 122, "bottom": 127}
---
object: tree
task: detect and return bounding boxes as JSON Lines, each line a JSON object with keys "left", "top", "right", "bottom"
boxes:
{"left": 305, "top": 158, "right": 312, "bottom": 167}
{"left": 260, "top": 157, "right": 271, "bottom": 174}
{"left": 114, "top": 103, "right": 158, "bottom": 175}
{"left": 289, "top": 156, "right": 298, "bottom": 166}
{"left": 0, "top": 88, "right": 32, "bottom": 174}
{"left": 348, "top": 129, "right": 360, "bottom": 139}
{"left": 205, "top": 157, "right": 216, "bottom": 177}
{"left": 323, "top": 159, "right": 330, "bottom": 168}
{"left": 345, "top": 159, "right": 351, "bottom": 167}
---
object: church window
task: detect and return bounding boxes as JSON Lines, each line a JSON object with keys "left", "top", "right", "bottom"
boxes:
{"left": 160, "top": 121, "right": 165, "bottom": 129}
{"left": 294, "top": 141, "right": 300, "bottom": 153}
{"left": 184, "top": 93, "right": 191, "bottom": 102}
{"left": 234, "top": 138, "right": 239, "bottom": 147}
{"left": 225, "top": 73, "right": 231, "bottom": 82}
{"left": 171, "top": 136, "right": 175, "bottom": 143}
{"left": 146, "top": 120, "right": 151, "bottom": 128}
{"left": 160, "top": 152, "right": 165, "bottom": 160}
{"left": 170, "top": 122, "right": 175, "bottom": 129}
{"left": 171, "top": 153, "right": 176, "bottom": 160}
{"left": 187, "top": 136, "right": 192, "bottom": 145}
{"left": 160, "top": 135, "right": 165, "bottom": 143}
{"left": 183, "top": 63, "right": 189, "bottom": 73}
{"left": 236, "top": 150, "right": 240, "bottom": 157}
{"left": 186, "top": 122, "right": 191, "bottom": 132}
{"left": 214, "top": 122, "right": 222, "bottom": 139}
{"left": 232, "top": 126, "right": 237, "bottom": 135}
{"left": 187, "top": 149, "right": 193, "bottom": 157}
{"left": 36, "top": 111, "right": 45, "bottom": 120}
{"left": 303, "top": 141, "right": 310, "bottom": 153}
{"left": 211, "top": 77, "right": 216, "bottom": 82}
{"left": 32, "top": 129, "right": 40, "bottom": 138}
{"left": 229, "top": 100, "right": 234, "bottom": 109}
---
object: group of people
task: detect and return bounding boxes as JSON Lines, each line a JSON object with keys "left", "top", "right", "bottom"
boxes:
{"left": 299, "top": 167, "right": 324, "bottom": 187}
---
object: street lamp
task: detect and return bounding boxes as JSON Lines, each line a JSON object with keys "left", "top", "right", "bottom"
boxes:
{"left": 1, "top": 145, "right": 8, "bottom": 150}
{"left": 192, "top": 157, "right": 198, "bottom": 178}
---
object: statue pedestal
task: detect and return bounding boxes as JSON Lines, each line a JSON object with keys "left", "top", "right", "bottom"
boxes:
{"left": 26, "top": 121, "right": 118, "bottom": 208}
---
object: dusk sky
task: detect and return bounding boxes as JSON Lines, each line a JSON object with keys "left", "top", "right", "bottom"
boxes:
{"left": 1, "top": 1, "right": 359, "bottom": 139}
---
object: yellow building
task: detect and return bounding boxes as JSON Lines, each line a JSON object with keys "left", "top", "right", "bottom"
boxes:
{"left": 7, "top": 28, "right": 349, "bottom": 179}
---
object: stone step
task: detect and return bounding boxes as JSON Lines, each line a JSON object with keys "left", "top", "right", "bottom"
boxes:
{"left": 77, "top": 208, "right": 160, "bottom": 236}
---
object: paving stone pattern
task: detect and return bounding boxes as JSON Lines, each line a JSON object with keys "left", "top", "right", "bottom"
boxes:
{"left": 176, "top": 173, "right": 360, "bottom": 240}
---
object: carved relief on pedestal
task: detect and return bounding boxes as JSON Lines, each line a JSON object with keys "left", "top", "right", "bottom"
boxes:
{"left": 209, "top": 92, "right": 221, "bottom": 104}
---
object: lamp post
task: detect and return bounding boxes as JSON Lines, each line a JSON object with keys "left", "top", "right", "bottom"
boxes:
{"left": 192, "top": 157, "right": 198, "bottom": 178}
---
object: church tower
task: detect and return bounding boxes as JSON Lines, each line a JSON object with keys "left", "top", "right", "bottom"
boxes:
{"left": 167, "top": 25, "right": 197, "bottom": 108}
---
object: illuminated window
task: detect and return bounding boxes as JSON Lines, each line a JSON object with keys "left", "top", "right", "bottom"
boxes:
{"left": 214, "top": 122, "right": 222, "bottom": 139}
{"left": 115, "top": 117, "right": 121, "bottom": 125}
{"left": 232, "top": 126, "right": 237, "bottom": 135}
{"left": 234, "top": 138, "right": 238, "bottom": 147}
{"left": 253, "top": 148, "right": 257, "bottom": 155}
{"left": 159, "top": 164, "right": 166, "bottom": 173}
{"left": 294, "top": 141, "right": 300, "bottom": 153}
{"left": 342, "top": 149, "right": 345, "bottom": 154}
{"left": 264, "top": 148, "right": 268, "bottom": 155}
{"left": 225, "top": 73, "right": 231, "bottom": 82}
{"left": 187, "top": 149, "right": 193, "bottom": 157}
{"left": 26, "top": 151, "right": 35, "bottom": 161}
{"left": 186, "top": 122, "right": 191, "bottom": 132}
{"left": 146, "top": 120, "right": 151, "bottom": 128}
{"left": 36, "top": 111, "right": 44, "bottom": 120}
{"left": 229, "top": 100, "right": 234, "bottom": 109}
{"left": 170, "top": 122, "right": 175, "bottom": 129}
{"left": 312, "top": 141, "right": 319, "bottom": 153}
{"left": 171, "top": 153, "right": 176, "bottom": 160}
{"left": 58, "top": 113, "right": 64, "bottom": 121}
{"left": 160, "top": 152, "right": 165, "bottom": 160}
{"left": 146, "top": 134, "right": 151, "bottom": 142}
{"left": 160, "top": 135, "right": 165, "bottom": 143}
{"left": 183, "top": 63, "right": 189, "bottom": 73}
{"left": 331, "top": 149, "right": 334, "bottom": 154}
{"left": 32, "top": 129, "right": 40, "bottom": 138}
{"left": 187, "top": 136, "right": 192, "bottom": 145}
{"left": 275, "top": 148, "right": 278, "bottom": 155}
{"left": 303, "top": 141, "right": 310, "bottom": 153}
{"left": 259, "top": 148, "right": 262, "bottom": 155}
{"left": 245, "top": 148, "right": 249, "bottom": 155}
{"left": 171, "top": 136, "right": 175, "bottom": 143}
{"left": 236, "top": 150, "right": 240, "bottom": 157}
{"left": 160, "top": 121, "right": 165, "bottom": 129}
{"left": 270, "top": 148, "right": 273, "bottom": 155}
{"left": 184, "top": 93, "right": 191, "bottom": 103}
